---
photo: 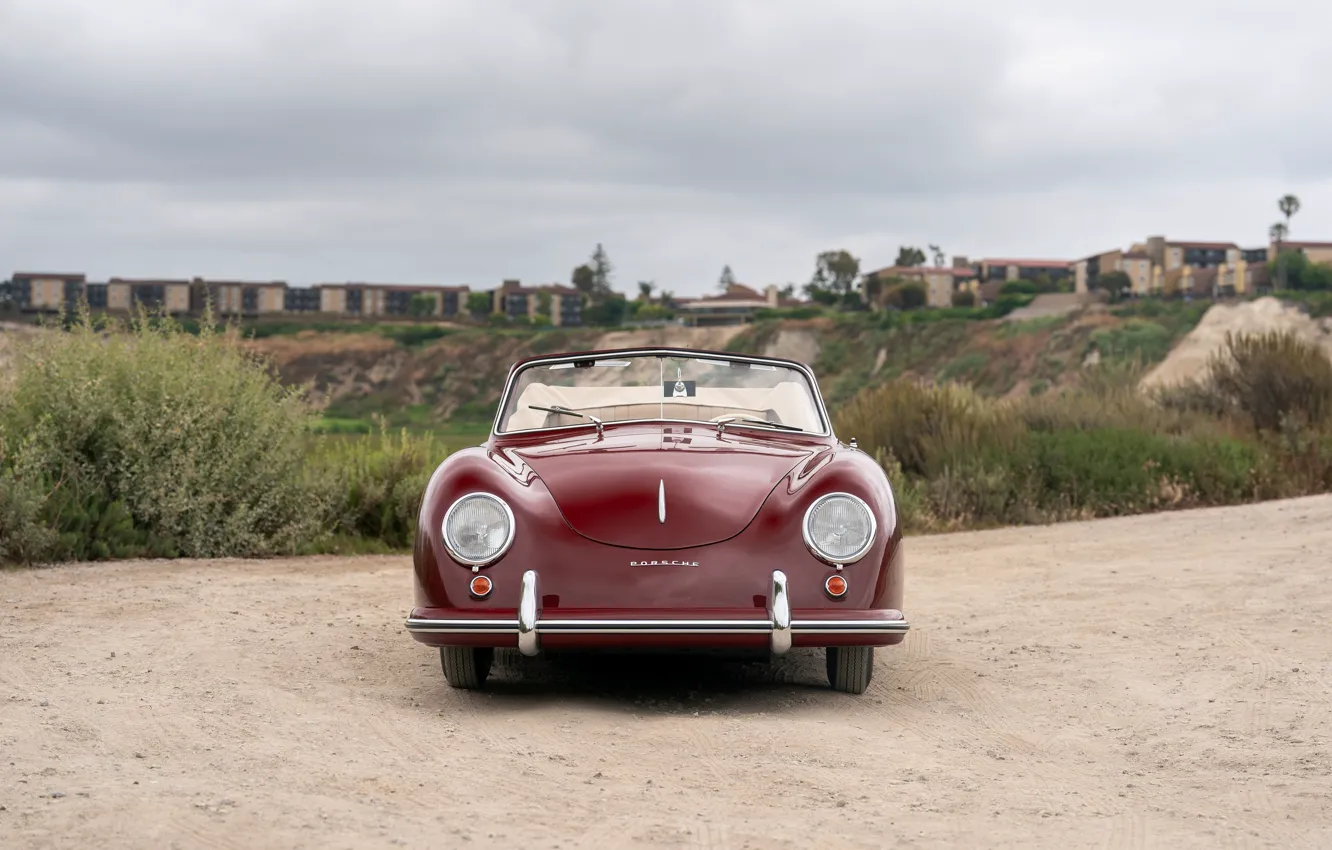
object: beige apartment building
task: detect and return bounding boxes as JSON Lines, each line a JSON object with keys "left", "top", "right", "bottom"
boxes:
{"left": 491, "top": 280, "right": 584, "bottom": 326}
{"left": 194, "top": 279, "right": 288, "bottom": 316}
{"left": 106, "top": 278, "right": 192, "bottom": 313}
{"left": 317, "top": 283, "right": 471, "bottom": 319}
{"left": 977, "top": 258, "right": 1072, "bottom": 285}
{"left": 10, "top": 272, "right": 86, "bottom": 311}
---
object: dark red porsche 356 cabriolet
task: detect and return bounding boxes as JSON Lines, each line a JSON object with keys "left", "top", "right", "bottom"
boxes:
{"left": 404, "top": 347, "right": 908, "bottom": 693}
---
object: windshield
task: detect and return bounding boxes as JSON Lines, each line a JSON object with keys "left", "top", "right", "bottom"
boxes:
{"left": 495, "top": 353, "right": 827, "bottom": 434}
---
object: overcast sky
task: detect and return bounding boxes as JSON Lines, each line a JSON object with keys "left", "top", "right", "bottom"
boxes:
{"left": 3, "top": 0, "right": 1331, "bottom": 296}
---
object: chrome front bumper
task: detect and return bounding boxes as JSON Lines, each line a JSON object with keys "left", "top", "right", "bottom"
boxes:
{"left": 404, "top": 569, "right": 910, "bottom": 656}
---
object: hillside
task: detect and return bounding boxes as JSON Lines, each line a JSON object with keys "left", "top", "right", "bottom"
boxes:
{"left": 238, "top": 300, "right": 1211, "bottom": 432}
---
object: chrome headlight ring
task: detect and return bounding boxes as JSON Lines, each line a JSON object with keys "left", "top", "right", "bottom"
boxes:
{"left": 801, "top": 492, "right": 878, "bottom": 566}
{"left": 442, "top": 492, "right": 516, "bottom": 568}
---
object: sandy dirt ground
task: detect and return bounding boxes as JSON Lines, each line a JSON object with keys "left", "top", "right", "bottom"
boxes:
{"left": 3, "top": 496, "right": 1331, "bottom": 850}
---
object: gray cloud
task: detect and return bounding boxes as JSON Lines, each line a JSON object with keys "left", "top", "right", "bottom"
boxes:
{"left": 3, "top": 0, "right": 1331, "bottom": 293}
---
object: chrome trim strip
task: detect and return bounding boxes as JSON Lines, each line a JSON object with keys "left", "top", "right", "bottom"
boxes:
{"left": 769, "top": 570, "right": 792, "bottom": 656}
{"left": 788, "top": 619, "right": 911, "bottom": 634}
{"left": 490, "top": 348, "right": 835, "bottom": 439}
{"left": 399, "top": 623, "right": 911, "bottom": 636}
{"left": 404, "top": 617, "right": 909, "bottom": 636}
{"left": 658, "top": 479, "right": 666, "bottom": 524}
{"left": 404, "top": 618, "right": 520, "bottom": 634}
{"left": 517, "top": 570, "right": 540, "bottom": 656}
{"left": 539, "top": 619, "right": 773, "bottom": 634}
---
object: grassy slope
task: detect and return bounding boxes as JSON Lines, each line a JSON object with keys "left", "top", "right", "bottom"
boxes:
{"left": 243, "top": 300, "right": 1212, "bottom": 435}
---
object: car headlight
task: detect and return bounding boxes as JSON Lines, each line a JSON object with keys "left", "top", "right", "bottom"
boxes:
{"left": 442, "top": 493, "right": 515, "bottom": 567}
{"left": 802, "top": 492, "right": 877, "bottom": 565}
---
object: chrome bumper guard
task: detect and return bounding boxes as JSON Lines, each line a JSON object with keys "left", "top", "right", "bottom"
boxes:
{"left": 405, "top": 569, "right": 910, "bottom": 657}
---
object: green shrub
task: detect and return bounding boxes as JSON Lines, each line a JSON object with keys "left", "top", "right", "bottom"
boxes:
{"left": 309, "top": 427, "right": 445, "bottom": 549}
{"left": 1205, "top": 331, "right": 1332, "bottom": 431}
{"left": 835, "top": 380, "right": 1019, "bottom": 478}
{"left": 381, "top": 325, "right": 455, "bottom": 347}
{"left": 755, "top": 306, "right": 825, "bottom": 320}
{"left": 992, "top": 293, "right": 1036, "bottom": 316}
{"left": 999, "top": 280, "right": 1038, "bottom": 296}
{"left": 938, "top": 351, "right": 988, "bottom": 383}
{"left": 0, "top": 309, "right": 325, "bottom": 562}
{"left": 1090, "top": 320, "right": 1173, "bottom": 365}
{"left": 838, "top": 363, "right": 1318, "bottom": 532}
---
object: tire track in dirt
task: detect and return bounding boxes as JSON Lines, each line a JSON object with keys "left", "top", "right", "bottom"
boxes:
{"left": 1215, "top": 629, "right": 1277, "bottom": 737}
{"left": 1103, "top": 811, "right": 1149, "bottom": 850}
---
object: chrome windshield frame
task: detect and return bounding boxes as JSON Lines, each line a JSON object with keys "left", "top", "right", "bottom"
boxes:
{"left": 489, "top": 348, "right": 834, "bottom": 440}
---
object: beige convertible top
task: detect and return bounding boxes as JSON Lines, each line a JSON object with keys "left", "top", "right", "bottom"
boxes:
{"left": 502, "top": 380, "right": 824, "bottom": 432}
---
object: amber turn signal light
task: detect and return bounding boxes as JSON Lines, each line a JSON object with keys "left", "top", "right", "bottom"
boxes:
{"left": 825, "top": 575, "right": 848, "bottom": 598}
{"left": 469, "top": 575, "right": 493, "bottom": 598}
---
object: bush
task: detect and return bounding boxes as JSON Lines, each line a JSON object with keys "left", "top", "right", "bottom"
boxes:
{"left": 1090, "top": 320, "right": 1173, "bottom": 365}
{"left": 999, "top": 280, "right": 1038, "bottom": 296}
{"left": 835, "top": 363, "right": 1326, "bottom": 533}
{"left": 0, "top": 308, "right": 453, "bottom": 565}
{"left": 756, "top": 306, "right": 825, "bottom": 320}
{"left": 1278, "top": 251, "right": 1332, "bottom": 291}
{"left": 0, "top": 309, "right": 324, "bottom": 562}
{"left": 992, "top": 293, "right": 1036, "bottom": 316}
{"left": 884, "top": 283, "right": 926, "bottom": 310}
{"left": 309, "top": 425, "right": 444, "bottom": 550}
{"left": 1205, "top": 331, "right": 1332, "bottom": 431}
{"left": 951, "top": 290, "right": 976, "bottom": 308}
{"left": 835, "top": 380, "right": 1019, "bottom": 478}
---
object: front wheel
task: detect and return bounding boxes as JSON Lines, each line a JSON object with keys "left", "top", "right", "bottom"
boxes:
{"left": 826, "top": 646, "right": 873, "bottom": 694}
{"left": 440, "top": 646, "right": 494, "bottom": 689}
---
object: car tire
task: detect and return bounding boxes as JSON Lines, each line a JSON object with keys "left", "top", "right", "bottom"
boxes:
{"left": 826, "top": 646, "right": 873, "bottom": 694}
{"left": 440, "top": 647, "right": 494, "bottom": 689}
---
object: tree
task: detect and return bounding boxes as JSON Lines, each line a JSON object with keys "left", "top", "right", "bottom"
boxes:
{"left": 0, "top": 279, "right": 14, "bottom": 313}
{"left": 952, "top": 290, "right": 976, "bottom": 308}
{"left": 861, "top": 274, "right": 884, "bottom": 310}
{"left": 535, "top": 290, "right": 552, "bottom": 317}
{"left": 777, "top": 283, "right": 796, "bottom": 300}
{"left": 896, "top": 283, "right": 926, "bottom": 310}
{"left": 718, "top": 265, "right": 737, "bottom": 292}
{"left": 802, "top": 282, "right": 838, "bottom": 306}
{"left": 583, "top": 293, "right": 628, "bottom": 326}
{"left": 1276, "top": 195, "right": 1300, "bottom": 291}
{"left": 656, "top": 289, "right": 675, "bottom": 307}
{"left": 408, "top": 293, "right": 437, "bottom": 318}
{"left": 637, "top": 280, "right": 655, "bottom": 301}
{"left": 466, "top": 291, "right": 492, "bottom": 318}
{"left": 571, "top": 263, "right": 595, "bottom": 297}
{"left": 590, "top": 244, "right": 614, "bottom": 298}
{"left": 810, "top": 250, "right": 861, "bottom": 307}
{"left": 895, "top": 246, "right": 926, "bottom": 268}
{"left": 1280, "top": 250, "right": 1332, "bottom": 291}
{"left": 1098, "top": 270, "right": 1132, "bottom": 302}
{"left": 1270, "top": 222, "right": 1288, "bottom": 291}
{"left": 928, "top": 244, "right": 945, "bottom": 267}
{"left": 1279, "top": 194, "right": 1301, "bottom": 226}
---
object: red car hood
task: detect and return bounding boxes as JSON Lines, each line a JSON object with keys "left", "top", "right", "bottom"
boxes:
{"left": 506, "top": 425, "right": 821, "bottom": 550}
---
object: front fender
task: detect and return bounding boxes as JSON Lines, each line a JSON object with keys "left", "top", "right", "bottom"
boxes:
{"left": 413, "top": 445, "right": 566, "bottom": 609}
{"left": 755, "top": 444, "right": 904, "bottom": 613}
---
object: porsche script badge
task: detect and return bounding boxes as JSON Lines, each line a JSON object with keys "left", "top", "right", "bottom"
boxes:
{"left": 630, "top": 560, "right": 700, "bottom": 567}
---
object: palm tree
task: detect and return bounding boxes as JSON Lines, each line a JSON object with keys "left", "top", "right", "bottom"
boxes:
{"left": 1270, "top": 222, "right": 1288, "bottom": 291}
{"left": 928, "top": 244, "right": 945, "bottom": 267}
{"left": 1276, "top": 195, "right": 1300, "bottom": 290}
